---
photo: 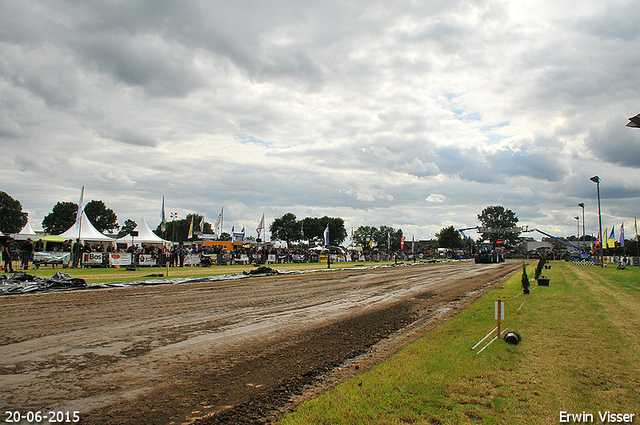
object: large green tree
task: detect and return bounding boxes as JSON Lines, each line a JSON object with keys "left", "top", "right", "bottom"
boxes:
{"left": 375, "top": 225, "right": 403, "bottom": 251}
{"left": 42, "top": 201, "right": 78, "bottom": 234}
{"left": 118, "top": 219, "right": 137, "bottom": 238}
{"left": 353, "top": 225, "right": 403, "bottom": 251}
{"left": 477, "top": 205, "right": 520, "bottom": 245}
{"left": 353, "top": 226, "right": 377, "bottom": 248}
{"left": 84, "top": 200, "right": 119, "bottom": 234}
{"left": 0, "top": 192, "right": 28, "bottom": 234}
{"left": 300, "top": 216, "right": 347, "bottom": 246}
{"left": 435, "top": 225, "right": 464, "bottom": 249}
{"left": 270, "top": 213, "right": 301, "bottom": 244}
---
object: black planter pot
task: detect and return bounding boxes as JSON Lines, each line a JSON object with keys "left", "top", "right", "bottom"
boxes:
{"left": 537, "top": 278, "right": 550, "bottom": 286}
{"left": 523, "top": 288, "right": 530, "bottom": 294}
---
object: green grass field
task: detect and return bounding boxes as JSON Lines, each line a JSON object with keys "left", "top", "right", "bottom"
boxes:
{"left": 2, "top": 260, "right": 399, "bottom": 284}
{"left": 279, "top": 261, "right": 640, "bottom": 425}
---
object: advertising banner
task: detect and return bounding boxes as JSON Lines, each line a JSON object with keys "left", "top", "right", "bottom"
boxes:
{"left": 137, "top": 254, "right": 157, "bottom": 267}
{"left": 109, "top": 253, "right": 132, "bottom": 266}
{"left": 34, "top": 251, "right": 71, "bottom": 264}
{"left": 183, "top": 254, "right": 201, "bottom": 266}
{"left": 82, "top": 252, "right": 105, "bottom": 266}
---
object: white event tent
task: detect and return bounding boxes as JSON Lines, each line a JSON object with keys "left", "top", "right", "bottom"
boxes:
{"left": 59, "top": 213, "right": 115, "bottom": 242}
{"left": 116, "top": 218, "right": 171, "bottom": 246}
{"left": 16, "top": 221, "right": 39, "bottom": 240}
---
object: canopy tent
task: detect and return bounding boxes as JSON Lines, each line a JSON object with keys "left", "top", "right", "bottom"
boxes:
{"left": 59, "top": 213, "right": 115, "bottom": 242}
{"left": 16, "top": 221, "right": 38, "bottom": 240}
{"left": 116, "top": 218, "right": 170, "bottom": 246}
{"left": 272, "top": 240, "right": 288, "bottom": 249}
{"left": 39, "top": 235, "right": 67, "bottom": 242}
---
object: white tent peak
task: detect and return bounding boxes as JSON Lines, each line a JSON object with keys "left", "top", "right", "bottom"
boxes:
{"left": 116, "top": 217, "right": 169, "bottom": 245}
{"left": 19, "top": 221, "right": 37, "bottom": 236}
{"left": 59, "top": 212, "right": 114, "bottom": 242}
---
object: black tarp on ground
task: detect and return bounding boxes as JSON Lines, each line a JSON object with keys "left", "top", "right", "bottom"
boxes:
{"left": 0, "top": 272, "right": 87, "bottom": 295}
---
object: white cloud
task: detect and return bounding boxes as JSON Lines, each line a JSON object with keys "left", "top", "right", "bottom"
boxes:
{"left": 426, "top": 194, "right": 447, "bottom": 203}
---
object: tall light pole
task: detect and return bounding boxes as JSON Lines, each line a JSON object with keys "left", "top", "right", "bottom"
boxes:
{"left": 578, "top": 202, "right": 585, "bottom": 250}
{"left": 170, "top": 212, "right": 178, "bottom": 242}
{"left": 590, "top": 176, "right": 603, "bottom": 267}
{"left": 574, "top": 216, "right": 580, "bottom": 241}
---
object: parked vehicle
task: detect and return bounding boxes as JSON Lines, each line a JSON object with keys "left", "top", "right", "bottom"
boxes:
{"left": 474, "top": 241, "right": 506, "bottom": 263}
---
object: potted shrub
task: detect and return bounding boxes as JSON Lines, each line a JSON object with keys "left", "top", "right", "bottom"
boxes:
{"left": 535, "top": 255, "right": 550, "bottom": 286}
{"left": 534, "top": 256, "right": 546, "bottom": 280}
{"left": 521, "top": 262, "right": 530, "bottom": 294}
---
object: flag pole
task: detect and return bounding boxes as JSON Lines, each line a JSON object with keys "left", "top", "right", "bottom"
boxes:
{"left": 77, "top": 186, "right": 84, "bottom": 245}
{"left": 635, "top": 218, "right": 639, "bottom": 264}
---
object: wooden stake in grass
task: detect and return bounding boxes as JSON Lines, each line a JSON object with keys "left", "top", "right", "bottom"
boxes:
{"left": 495, "top": 300, "right": 504, "bottom": 339}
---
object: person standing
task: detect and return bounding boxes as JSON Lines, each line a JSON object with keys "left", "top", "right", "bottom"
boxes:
{"left": 3, "top": 237, "right": 16, "bottom": 273}
{"left": 72, "top": 239, "right": 81, "bottom": 268}
{"left": 178, "top": 245, "right": 186, "bottom": 267}
{"left": 22, "top": 238, "right": 34, "bottom": 270}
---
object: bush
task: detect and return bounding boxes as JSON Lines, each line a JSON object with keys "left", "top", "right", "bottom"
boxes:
{"left": 522, "top": 262, "right": 530, "bottom": 291}
{"left": 535, "top": 255, "right": 547, "bottom": 279}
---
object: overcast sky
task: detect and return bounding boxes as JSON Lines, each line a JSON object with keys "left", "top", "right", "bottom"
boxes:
{"left": 2, "top": 0, "right": 639, "bottom": 241}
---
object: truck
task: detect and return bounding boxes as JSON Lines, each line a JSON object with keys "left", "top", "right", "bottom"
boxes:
{"left": 474, "top": 241, "right": 506, "bottom": 263}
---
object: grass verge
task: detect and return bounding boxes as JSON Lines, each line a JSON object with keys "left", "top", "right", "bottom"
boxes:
{"left": 279, "top": 261, "right": 640, "bottom": 425}
{"left": 1, "top": 260, "right": 402, "bottom": 284}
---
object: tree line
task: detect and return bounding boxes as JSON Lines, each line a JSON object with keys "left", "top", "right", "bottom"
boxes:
{"left": 11, "top": 191, "right": 629, "bottom": 253}
{"left": 0, "top": 191, "right": 523, "bottom": 248}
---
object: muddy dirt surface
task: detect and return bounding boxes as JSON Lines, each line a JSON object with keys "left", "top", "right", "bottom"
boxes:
{"left": 0, "top": 261, "right": 520, "bottom": 424}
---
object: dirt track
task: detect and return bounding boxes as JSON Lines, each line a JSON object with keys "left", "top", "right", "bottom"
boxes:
{"left": 0, "top": 261, "right": 520, "bottom": 424}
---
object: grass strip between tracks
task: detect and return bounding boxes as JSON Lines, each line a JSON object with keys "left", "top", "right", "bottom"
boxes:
{"left": 279, "top": 261, "right": 640, "bottom": 425}
{"left": 3, "top": 260, "right": 405, "bottom": 284}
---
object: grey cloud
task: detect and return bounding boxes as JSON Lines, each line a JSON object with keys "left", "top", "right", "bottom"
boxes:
{"left": 488, "top": 145, "right": 569, "bottom": 182}
{"left": 576, "top": 2, "right": 640, "bottom": 41}
{"left": 585, "top": 117, "right": 640, "bottom": 168}
{"left": 434, "top": 146, "right": 503, "bottom": 184}
{"left": 434, "top": 142, "right": 570, "bottom": 184}
{"left": 73, "top": 32, "right": 204, "bottom": 97}
{"left": 96, "top": 126, "right": 158, "bottom": 147}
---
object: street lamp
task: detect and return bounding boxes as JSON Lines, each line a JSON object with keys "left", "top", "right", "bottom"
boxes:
{"left": 578, "top": 202, "right": 585, "bottom": 250}
{"left": 170, "top": 212, "right": 178, "bottom": 242}
{"left": 574, "top": 216, "right": 580, "bottom": 241}
{"left": 590, "top": 176, "right": 603, "bottom": 267}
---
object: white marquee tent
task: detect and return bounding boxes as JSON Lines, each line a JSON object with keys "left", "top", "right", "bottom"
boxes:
{"left": 15, "top": 221, "right": 39, "bottom": 240}
{"left": 59, "top": 213, "right": 115, "bottom": 242}
{"left": 116, "top": 218, "right": 171, "bottom": 246}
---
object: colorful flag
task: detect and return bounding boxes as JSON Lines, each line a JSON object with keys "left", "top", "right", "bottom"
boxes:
{"left": 324, "top": 223, "right": 330, "bottom": 246}
{"left": 635, "top": 218, "right": 638, "bottom": 241}
{"left": 603, "top": 228, "right": 608, "bottom": 249}
{"left": 214, "top": 207, "right": 223, "bottom": 236}
{"left": 75, "top": 186, "right": 85, "bottom": 226}
{"left": 161, "top": 197, "right": 166, "bottom": 232}
{"left": 401, "top": 233, "right": 405, "bottom": 250}
{"left": 199, "top": 216, "right": 205, "bottom": 232}
{"left": 608, "top": 227, "right": 616, "bottom": 248}
{"left": 369, "top": 228, "right": 373, "bottom": 249}
{"left": 618, "top": 223, "right": 625, "bottom": 247}
{"left": 301, "top": 221, "right": 304, "bottom": 237}
{"left": 232, "top": 226, "right": 245, "bottom": 243}
{"left": 187, "top": 216, "right": 194, "bottom": 239}
{"left": 256, "top": 214, "right": 265, "bottom": 238}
